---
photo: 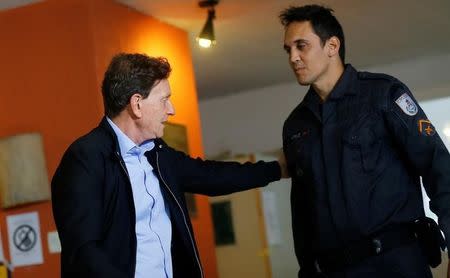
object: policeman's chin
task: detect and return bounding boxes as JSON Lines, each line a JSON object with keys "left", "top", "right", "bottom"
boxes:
{"left": 294, "top": 72, "right": 311, "bottom": 86}
{"left": 296, "top": 77, "right": 312, "bottom": 86}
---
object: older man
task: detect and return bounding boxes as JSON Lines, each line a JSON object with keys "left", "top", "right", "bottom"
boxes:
{"left": 52, "top": 53, "right": 288, "bottom": 278}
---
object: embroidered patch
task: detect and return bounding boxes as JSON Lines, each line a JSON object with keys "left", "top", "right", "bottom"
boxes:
{"left": 418, "top": 119, "right": 436, "bottom": 136}
{"left": 290, "top": 129, "right": 310, "bottom": 141}
{"left": 395, "top": 93, "right": 418, "bottom": 116}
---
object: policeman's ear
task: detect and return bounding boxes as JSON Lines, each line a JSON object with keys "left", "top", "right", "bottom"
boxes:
{"left": 326, "top": 36, "right": 340, "bottom": 58}
{"left": 129, "top": 93, "right": 143, "bottom": 118}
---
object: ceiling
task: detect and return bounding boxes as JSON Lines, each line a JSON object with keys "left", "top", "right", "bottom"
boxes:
{"left": 3, "top": 0, "right": 450, "bottom": 99}
{"left": 0, "top": 0, "right": 41, "bottom": 10}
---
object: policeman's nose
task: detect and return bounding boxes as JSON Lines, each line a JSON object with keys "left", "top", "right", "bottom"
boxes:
{"left": 289, "top": 50, "right": 301, "bottom": 65}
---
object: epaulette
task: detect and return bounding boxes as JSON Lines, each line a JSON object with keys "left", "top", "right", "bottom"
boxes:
{"left": 357, "top": 71, "right": 396, "bottom": 82}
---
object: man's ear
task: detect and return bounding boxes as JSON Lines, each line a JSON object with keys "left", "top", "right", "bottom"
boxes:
{"left": 129, "top": 93, "right": 143, "bottom": 118}
{"left": 327, "top": 36, "right": 341, "bottom": 58}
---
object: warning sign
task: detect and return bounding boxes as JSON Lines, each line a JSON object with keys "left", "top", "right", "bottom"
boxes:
{"left": 7, "top": 212, "right": 43, "bottom": 267}
{"left": 13, "top": 225, "right": 37, "bottom": 252}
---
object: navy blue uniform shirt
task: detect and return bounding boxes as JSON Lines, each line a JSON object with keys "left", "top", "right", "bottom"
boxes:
{"left": 283, "top": 64, "right": 450, "bottom": 271}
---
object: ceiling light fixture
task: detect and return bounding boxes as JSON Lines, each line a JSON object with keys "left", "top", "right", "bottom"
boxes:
{"left": 197, "top": 0, "right": 219, "bottom": 48}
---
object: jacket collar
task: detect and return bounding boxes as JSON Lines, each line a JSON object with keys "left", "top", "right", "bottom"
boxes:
{"left": 98, "top": 116, "right": 122, "bottom": 155}
{"left": 98, "top": 116, "right": 167, "bottom": 156}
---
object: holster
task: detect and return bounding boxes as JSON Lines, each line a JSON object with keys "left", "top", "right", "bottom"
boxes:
{"left": 414, "top": 217, "right": 446, "bottom": 268}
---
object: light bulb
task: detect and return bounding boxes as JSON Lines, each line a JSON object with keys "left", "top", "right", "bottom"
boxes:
{"left": 198, "top": 38, "right": 213, "bottom": 48}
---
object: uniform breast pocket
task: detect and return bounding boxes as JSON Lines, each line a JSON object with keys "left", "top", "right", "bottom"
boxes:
{"left": 342, "top": 127, "right": 383, "bottom": 173}
{"left": 284, "top": 134, "right": 311, "bottom": 178}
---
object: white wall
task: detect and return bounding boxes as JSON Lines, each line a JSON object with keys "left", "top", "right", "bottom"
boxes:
{"left": 200, "top": 81, "right": 305, "bottom": 156}
{"left": 199, "top": 54, "right": 450, "bottom": 157}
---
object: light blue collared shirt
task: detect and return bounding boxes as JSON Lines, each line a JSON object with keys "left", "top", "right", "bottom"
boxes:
{"left": 107, "top": 118, "right": 172, "bottom": 278}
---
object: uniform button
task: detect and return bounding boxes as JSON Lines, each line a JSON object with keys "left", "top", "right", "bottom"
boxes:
{"left": 372, "top": 239, "right": 382, "bottom": 254}
{"left": 159, "top": 144, "right": 163, "bottom": 149}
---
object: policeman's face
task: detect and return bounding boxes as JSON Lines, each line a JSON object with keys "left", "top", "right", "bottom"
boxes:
{"left": 137, "top": 79, "right": 175, "bottom": 139}
{"left": 283, "top": 21, "right": 331, "bottom": 86}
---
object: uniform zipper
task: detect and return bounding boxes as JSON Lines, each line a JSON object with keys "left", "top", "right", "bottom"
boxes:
{"left": 156, "top": 150, "right": 204, "bottom": 278}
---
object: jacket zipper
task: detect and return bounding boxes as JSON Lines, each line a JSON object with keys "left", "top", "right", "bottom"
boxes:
{"left": 115, "top": 151, "right": 137, "bottom": 277}
{"left": 156, "top": 151, "right": 204, "bottom": 278}
{"left": 116, "top": 152, "right": 130, "bottom": 179}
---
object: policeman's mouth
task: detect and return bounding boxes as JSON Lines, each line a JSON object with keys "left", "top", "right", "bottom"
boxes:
{"left": 294, "top": 67, "right": 306, "bottom": 74}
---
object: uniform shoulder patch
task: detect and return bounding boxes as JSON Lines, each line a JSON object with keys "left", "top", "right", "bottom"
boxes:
{"left": 418, "top": 119, "right": 436, "bottom": 136}
{"left": 395, "top": 93, "right": 418, "bottom": 116}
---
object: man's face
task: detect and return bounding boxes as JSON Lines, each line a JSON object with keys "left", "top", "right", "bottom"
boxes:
{"left": 283, "top": 21, "right": 330, "bottom": 86}
{"left": 138, "top": 79, "right": 175, "bottom": 139}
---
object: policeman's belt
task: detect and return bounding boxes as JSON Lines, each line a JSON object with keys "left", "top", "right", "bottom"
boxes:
{"left": 315, "top": 225, "right": 416, "bottom": 273}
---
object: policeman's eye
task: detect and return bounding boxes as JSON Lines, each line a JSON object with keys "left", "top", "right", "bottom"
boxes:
{"left": 296, "top": 42, "right": 307, "bottom": 50}
{"left": 283, "top": 46, "right": 290, "bottom": 54}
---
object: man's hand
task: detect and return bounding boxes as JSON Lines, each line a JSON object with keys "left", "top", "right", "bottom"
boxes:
{"left": 277, "top": 151, "right": 290, "bottom": 178}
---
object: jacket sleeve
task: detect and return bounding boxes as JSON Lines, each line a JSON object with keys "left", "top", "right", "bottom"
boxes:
{"left": 169, "top": 148, "right": 281, "bottom": 196}
{"left": 382, "top": 80, "right": 450, "bottom": 253}
{"left": 51, "top": 145, "right": 125, "bottom": 277}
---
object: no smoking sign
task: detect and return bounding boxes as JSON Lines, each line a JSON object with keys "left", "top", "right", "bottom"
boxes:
{"left": 13, "top": 225, "right": 37, "bottom": 252}
{"left": 7, "top": 212, "right": 43, "bottom": 267}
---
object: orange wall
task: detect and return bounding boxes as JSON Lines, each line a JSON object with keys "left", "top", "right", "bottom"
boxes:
{"left": 0, "top": 0, "right": 217, "bottom": 277}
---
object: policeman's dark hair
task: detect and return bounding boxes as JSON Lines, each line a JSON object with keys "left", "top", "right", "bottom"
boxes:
{"left": 279, "top": 4, "right": 345, "bottom": 63}
{"left": 101, "top": 53, "right": 171, "bottom": 118}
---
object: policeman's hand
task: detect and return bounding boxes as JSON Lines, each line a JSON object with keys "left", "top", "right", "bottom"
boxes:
{"left": 277, "top": 151, "right": 290, "bottom": 179}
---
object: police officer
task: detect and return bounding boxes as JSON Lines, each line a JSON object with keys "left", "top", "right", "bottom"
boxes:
{"left": 280, "top": 5, "right": 450, "bottom": 278}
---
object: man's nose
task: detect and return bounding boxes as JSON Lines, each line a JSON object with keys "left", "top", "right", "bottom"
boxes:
{"left": 167, "top": 100, "right": 175, "bottom": 116}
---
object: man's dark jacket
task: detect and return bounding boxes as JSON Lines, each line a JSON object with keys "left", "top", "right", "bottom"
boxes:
{"left": 52, "top": 118, "right": 281, "bottom": 278}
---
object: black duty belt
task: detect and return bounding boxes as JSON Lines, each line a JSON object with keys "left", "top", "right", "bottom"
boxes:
{"left": 315, "top": 225, "right": 417, "bottom": 273}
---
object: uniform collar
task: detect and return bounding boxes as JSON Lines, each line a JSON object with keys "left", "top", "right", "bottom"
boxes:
{"left": 328, "top": 64, "right": 358, "bottom": 100}
{"left": 299, "top": 64, "right": 358, "bottom": 122}
{"left": 304, "top": 64, "right": 358, "bottom": 101}
{"left": 300, "top": 88, "right": 322, "bottom": 122}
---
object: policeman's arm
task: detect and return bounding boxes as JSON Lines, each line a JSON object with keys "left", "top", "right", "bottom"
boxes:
{"left": 382, "top": 82, "right": 450, "bottom": 253}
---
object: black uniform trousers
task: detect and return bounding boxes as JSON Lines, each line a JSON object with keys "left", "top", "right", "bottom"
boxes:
{"left": 323, "top": 242, "right": 432, "bottom": 278}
